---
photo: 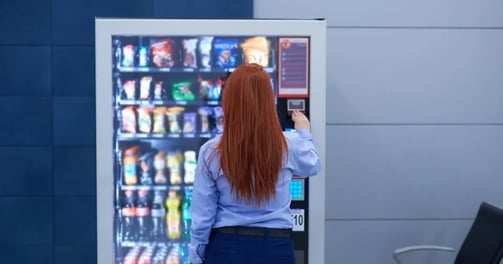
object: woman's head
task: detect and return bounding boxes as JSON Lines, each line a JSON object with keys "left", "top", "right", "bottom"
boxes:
{"left": 217, "top": 63, "right": 287, "bottom": 206}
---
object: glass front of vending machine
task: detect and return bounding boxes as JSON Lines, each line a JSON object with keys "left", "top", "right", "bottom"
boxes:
{"left": 96, "top": 19, "right": 326, "bottom": 264}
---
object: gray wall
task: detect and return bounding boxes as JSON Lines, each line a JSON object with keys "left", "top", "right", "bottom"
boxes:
{"left": 255, "top": 1, "right": 503, "bottom": 263}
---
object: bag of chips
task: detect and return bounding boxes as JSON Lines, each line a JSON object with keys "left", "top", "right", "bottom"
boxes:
{"left": 137, "top": 108, "right": 152, "bottom": 134}
{"left": 123, "top": 80, "right": 136, "bottom": 100}
{"left": 198, "top": 37, "right": 214, "bottom": 69}
{"left": 241, "top": 37, "right": 270, "bottom": 67}
{"left": 139, "top": 77, "right": 152, "bottom": 100}
{"left": 172, "top": 81, "right": 195, "bottom": 101}
{"left": 183, "top": 112, "right": 197, "bottom": 134}
{"left": 183, "top": 38, "right": 198, "bottom": 68}
{"left": 199, "top": 78, "right": 222, "bottom": 101}
{"left": 121, "top": 107, "right": 136, "bottom": 133}
{"left": 153, "top": 107, "right": 168, "bottom": 134}
{"left": 212, "top": 38, "right": 238, "bottom": 68}
{"left": 122, "top": 45, "right": 135, "bottom": 67}
{"left": 150, "top": 38, "right": 178, "bottom": 68}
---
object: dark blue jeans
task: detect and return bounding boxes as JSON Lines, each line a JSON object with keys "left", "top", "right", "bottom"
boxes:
{"left": 204, "top": 230, "right": 295, "bottom": 264}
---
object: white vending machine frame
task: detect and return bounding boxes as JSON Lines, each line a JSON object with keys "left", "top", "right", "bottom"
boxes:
{"left": 95, "top": 18, "right": 326, "bottom": 264}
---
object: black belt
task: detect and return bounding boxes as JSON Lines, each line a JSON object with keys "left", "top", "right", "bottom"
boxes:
{"left": 213, "top": 226, "right": 292, "bottom": 238}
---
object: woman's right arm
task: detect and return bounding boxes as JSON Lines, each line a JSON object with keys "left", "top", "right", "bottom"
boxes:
{"left": 290, "top": 110, "right": 321, "bottom": 177}
{"left": 289, "top": 128, "right": 321, "bottom": 177}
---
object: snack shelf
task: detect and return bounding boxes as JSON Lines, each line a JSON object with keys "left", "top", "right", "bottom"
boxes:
{"left": 120, "top": 185, "right": 193, "bottom": 191}
{"left": 118, "top": 66, "right": 275, "bottom": 73}
{"left": 117, "top": 132, "right": 220, "bottom": 140}
{"left": 120, "top": 241, "right": 189, "bottom": 248}
{"left": 118, "top": 99, "right": 220, "bottom": 107}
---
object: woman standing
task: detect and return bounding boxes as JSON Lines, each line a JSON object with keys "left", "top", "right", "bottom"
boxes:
{"left": 189, "top": 63, "right": 321, "bottom": 264}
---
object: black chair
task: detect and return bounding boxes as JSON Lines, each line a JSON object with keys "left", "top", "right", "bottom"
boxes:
{"left": 392, "top": 201, "right": 503, "bottom": 264}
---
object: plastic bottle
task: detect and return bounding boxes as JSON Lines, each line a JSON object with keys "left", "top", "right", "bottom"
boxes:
{"left": 165, "top": 190, "right": 181, "bottom": 239}
{"left": 181, "top": 189, "right": 192, "bottom": 240}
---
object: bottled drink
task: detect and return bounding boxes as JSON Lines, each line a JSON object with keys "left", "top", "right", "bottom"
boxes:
{"left": 183, "top": 151, "right": 196, "bottom": 184}
{"left": 150, "top": 191, "right": 166, "bottom": 241}
{"left": 138, "top": 246, "right": 154, "bottom": 264}
{"left": 181, "top": 189, "right": 192, "bottom": 240}
{"left": 136, "top": 189, "right": 151, "bottom": 241}
{"left": 139, "top": 152, "right": 154, "bottom": 185}
{"left": 165, "top": 190, "right": 181, "bottom": 239}
{"left": 122, "top": 190, "right": 137, "bottom": 241}
{"left": 152, "top": 246, "right": 168, "bottom": 264}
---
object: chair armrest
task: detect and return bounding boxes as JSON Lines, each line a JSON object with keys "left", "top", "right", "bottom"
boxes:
{"left": 392, "top": 245, "right": 456, "bottom": 264}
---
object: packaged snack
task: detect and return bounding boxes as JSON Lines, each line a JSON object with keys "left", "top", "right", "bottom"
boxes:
{"left": 172, "top": 81, "right": 195, "bottom": 101}
{"left": 166, "top": 107, "right": 185, "bottom": 134}
{"left": 152, "top": 107, "right": 168, "bottom": 134}
{"left": 137, "top": 107, "right": 152, "bottom": 133}
{"left": 198, "top": 107, "right": 212, "bottom": 133}
{"left": 121, "top": 107, "right": 136, "bottom": 133}
{"left": 212, "top": 38, "right": 238, "bottom": 68}
{"left": 183, "top": 38, "right": 198, "bottom": 68}
{"left": 198, "top": 37, "right": 213, "bottom": 69}
{"left": 139, "top": 76, "right": 152, "bottom": 100}
{"left": 123, "top": 80, "right": 136, "bottom": 100}
{"left": 123, "top": 146, "right": 140, "bottom": 185}
{"left": 122, "top": 44, "right": 135, "bottom": 67}
{"left": 241, "top": 37, "right": 270, "bottom": 67}
{"left": 183, "top": 151, "right": 197, "bottom": 184}
{"left": 154, "top": 151, "right": 167, "bottom": 184}
{"left": 139, "top": 152, "right": 154, "bottom": 185}
{"left": 138, "top": 46, "right": 149, "bottom": 67}
{"left": 182, "top": 112, "right": 197, "bottom": 134}
{"left": 167, "top": 151, "right": 183, "bottom": 185}
{"left": 150, "top": 38, "right": 177, "bottom": 67}
{"left": 213, "top": 107, "right": 224, "bottom": 133}
{"left": 199, "top": 78, "right": 222, "bottom": 101}
{"left": 153, "top": 81, "right": 165, "bottom": 100}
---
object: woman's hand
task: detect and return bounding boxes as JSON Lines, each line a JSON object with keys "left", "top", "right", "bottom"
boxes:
{"left": 291, "top": 110, "right": 310, "bottom": 130}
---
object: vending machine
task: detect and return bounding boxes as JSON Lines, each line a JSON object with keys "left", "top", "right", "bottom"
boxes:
{"left": 96, "top": 18, "right": 326, "bottom": 264}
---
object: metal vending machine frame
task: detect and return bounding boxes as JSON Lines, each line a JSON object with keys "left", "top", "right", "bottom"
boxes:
{"left": 95, "top": 18, "right": 326, "bottom": 264}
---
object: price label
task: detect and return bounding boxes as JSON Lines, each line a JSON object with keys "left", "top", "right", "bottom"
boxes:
{"left": 291, "top": 208, "right": 305, "bottom": 232}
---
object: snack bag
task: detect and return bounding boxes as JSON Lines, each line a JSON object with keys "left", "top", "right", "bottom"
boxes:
{"left": 198, "top": 37, "right": 213, "bottom": 69}
{"left": 167, "top": 151, "right": 183, "bottom": 185}
{"left": 183, "top": 38, "right": 198, "bottom": 68}
{"left": 212, "top": 38, "right": 238, "bottom": 68}
{"left": 182, "top": 113, "right": 197, "bottom": 134}
{"left": 172, "top": 82, "right": 195, "bottom": 101}
{"left": 123, "top": 146, "right": 140, "bottom": 185}
{"left": 123, "top": 80, "right": 136, "bottom": 100}
{"left": 153, "top": 81, "right": 165, "bottom": 100}
{"left": 198, "top": 107, "right": 212, "bottom": 133}
{"left": 121, "top": 107, "right": 136, "bottom": 133}
{"left": 183, "top": 151, "right": 197, "bottom": 184}
{"left": 166, "top": 107, "right": 185, "bottom": 134}
{"left": 213, "top": 107, "right": 224, "bottom": 133}
{"left": 153, "top": 107, "right": 168, "bottom": 134}
{"left": 137, "top": 107, "right": 152, "bottom": 133}
{"left": 139, "top": 76, "right": 152, "bottom": 100}
{"left": 199, "top": 78, "right": 222, "bottom": 101}
{"left": 154, "top": 151, "right": 167, "bottom": 184}
{"left": 122, "top": 45, "right": 135, "bottom": 67}
{"left": 241, "top": 37, "right": 270, "bottom": 67}
{"left": 150, "top": 38, "right": 177, "bottom": 67}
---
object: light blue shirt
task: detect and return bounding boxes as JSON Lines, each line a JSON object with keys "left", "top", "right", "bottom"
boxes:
{"left": 189, "top": 128, "right": 321, "bottom": 263}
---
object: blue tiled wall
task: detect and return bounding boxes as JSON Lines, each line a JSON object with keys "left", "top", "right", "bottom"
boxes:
{"left": 0, "top": 0, "right": 252, "bottom": 263}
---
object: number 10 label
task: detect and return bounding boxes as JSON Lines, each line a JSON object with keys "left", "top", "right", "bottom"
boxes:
{"left": 291, "top": 208, "right": 305, "bottom": 232}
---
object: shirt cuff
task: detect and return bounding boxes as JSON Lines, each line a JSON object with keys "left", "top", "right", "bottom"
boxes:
{"left": 189, "top": 243, "right": 206, "bottom": 264}
{"left": 296, "top": 128, "right": 312, "bottom": 139}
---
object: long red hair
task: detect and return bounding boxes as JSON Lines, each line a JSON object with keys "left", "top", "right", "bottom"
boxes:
{"left": 217, "top": 63, "right": 287, "bottom": 206}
